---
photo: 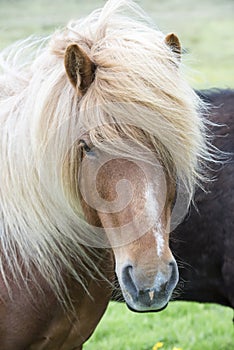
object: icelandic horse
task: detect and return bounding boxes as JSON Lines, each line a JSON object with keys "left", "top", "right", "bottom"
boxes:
{"left": 0, "top": 0, "right": 216, "bottom": 348}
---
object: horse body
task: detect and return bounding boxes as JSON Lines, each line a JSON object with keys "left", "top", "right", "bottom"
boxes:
{"left": 0, "top": 250, "right": 113, "bottom": 350}
{"left": 171, "top": 89, "right": 234, "bottom": 309}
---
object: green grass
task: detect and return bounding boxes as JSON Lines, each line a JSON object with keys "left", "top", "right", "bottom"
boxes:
{"left": 0, "top": 0, "right": 233, "bottom": 349}
{"left": 84, "top": 301, "right": 233, "bottom": 350}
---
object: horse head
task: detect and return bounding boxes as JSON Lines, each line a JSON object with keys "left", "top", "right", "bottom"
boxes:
{"left": 64, "top": 39, "right": 182, "bottom": 312}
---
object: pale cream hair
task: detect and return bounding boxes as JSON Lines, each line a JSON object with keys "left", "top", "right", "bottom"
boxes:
{"left": 0, "top": 0, "right": 215, "bottom": 301}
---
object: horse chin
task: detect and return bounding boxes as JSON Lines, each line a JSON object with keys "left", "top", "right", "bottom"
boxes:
{"left": 125, "top": 301, "right": 168, "bottom": 313}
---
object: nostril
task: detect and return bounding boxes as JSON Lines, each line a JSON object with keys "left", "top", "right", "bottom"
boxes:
{"left": 122, "top": 265, "right": 138, "bottom": 297}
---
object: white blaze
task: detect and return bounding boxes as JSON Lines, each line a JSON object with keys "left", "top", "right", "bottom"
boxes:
{"left": 145, "top": 184, "right": 165, "bottom": 257}
{"left": 153, "top": 223, "right": 164, "bottom": 257}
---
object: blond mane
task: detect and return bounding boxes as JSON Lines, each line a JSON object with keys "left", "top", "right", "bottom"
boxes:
{"left": 0, "top": 0, "right": 214, "bottom": 301}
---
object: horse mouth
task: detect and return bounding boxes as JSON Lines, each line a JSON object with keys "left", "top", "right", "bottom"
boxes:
{"left": 126, "top": 302, "right": 168, "bottom": 313}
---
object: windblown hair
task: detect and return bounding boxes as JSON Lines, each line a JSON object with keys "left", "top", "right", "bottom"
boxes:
{"left": 0, "top": 0, "right": 214, "bottom": 300}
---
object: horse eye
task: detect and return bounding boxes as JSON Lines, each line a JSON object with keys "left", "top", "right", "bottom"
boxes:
{"left": 79, "top": 140, "right": 91, "bottom": 153}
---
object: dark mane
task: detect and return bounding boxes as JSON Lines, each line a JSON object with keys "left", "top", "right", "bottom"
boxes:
{"left": 197, "top": 88, "right": 234, "bottom": 136}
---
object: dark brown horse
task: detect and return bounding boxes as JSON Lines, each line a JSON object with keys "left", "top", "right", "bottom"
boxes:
{"left": 171, "top": 89, "right": 234, "bottom": 310}
{"left": 112, "top": 88, "right": 234, "bottom": 315}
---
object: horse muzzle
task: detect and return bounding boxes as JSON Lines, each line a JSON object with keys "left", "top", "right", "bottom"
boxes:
{"left": 119, "top": 260, "right": 179, "bottom": 312}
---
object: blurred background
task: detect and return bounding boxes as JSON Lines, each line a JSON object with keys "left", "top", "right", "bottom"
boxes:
{"left": 0, "top": 0, "right": 233, "bottom": 88}
{"left": 0, "top": 1, "right": 233, "bottom": 349}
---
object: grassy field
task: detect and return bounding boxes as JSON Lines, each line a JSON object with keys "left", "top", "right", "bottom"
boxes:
{"left": 84, "top": 302, "right": 233, "bottom": 350}
{"left": 0, "top": 0, "right": 233, "bottom": 349}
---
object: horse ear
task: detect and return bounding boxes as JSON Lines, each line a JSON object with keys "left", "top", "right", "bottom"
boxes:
{"left": 165, "top": 33, "right": 181, "bottom": 62}
{"left": 64, "top": 44, "right": 96, "bottom": 94}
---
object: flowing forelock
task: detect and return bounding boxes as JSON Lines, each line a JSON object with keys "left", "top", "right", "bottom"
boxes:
{"left": 0, "top": 0, "right": 216, "bottom": 302}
